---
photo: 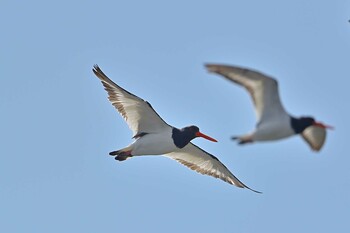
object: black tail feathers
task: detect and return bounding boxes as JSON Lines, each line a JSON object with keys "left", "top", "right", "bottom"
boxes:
{"left": 109, "top": 150, "right": 119, "bottom": 156}
{"left": 109, "top": 150, "right": 132, "bottom": 161}
{"left": 231, "top": 136, "right": 253, "bottom": 145}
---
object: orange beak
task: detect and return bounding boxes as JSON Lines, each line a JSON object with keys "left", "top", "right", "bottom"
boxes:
{"left": 313, "top": 122, "right": 334, "bottom": 130}
{"left": 195, "top": 132, "right": 218, "bottom": 142}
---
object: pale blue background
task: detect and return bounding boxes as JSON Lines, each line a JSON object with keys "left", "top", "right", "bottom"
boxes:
{"left": 1, "top": 0, "right": 349, "bottom": 232}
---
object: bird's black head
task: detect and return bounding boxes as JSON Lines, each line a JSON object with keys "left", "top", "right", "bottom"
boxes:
{"left": 291, "top": 116, "right": 333, "bottom": 134}
{"left": 291, "top": 116, "right": 315, "bottom": 134}
{"left": 172, "top": 125, "right": 217, "bottom": 148}
{"left": 300, "top": 116, "right": 316, "bottom": 127}
{"left": 183, "top": 125, "right": 200, "bottom": 135}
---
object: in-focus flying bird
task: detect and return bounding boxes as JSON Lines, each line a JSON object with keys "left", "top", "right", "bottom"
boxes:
{"left": 205, "top": 64, "right": 333, "bottom": 151}
{"left": 92, "top": 65, "right": 260, "bottom": 192}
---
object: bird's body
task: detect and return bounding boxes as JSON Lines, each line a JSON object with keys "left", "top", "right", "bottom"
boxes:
{"left": 92, "top": 65, "right": 259, "bottom": 192}
{"left": 253, "top": 115, "right": 294, "bottom": 141}
{"left": 121, "top": 128, "right": 175, "bottom": 156}
{"left": 116, "top": 126, "right": 211, "bottom": 156}
{"left": 205, "top": 64, "right": 332, "bottom": 151}
{"left": 137, "top": 131, "right": 177, "bottom": 155}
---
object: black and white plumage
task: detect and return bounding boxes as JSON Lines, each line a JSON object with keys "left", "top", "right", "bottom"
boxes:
{"left": 92, "top": 65, "right": 260, "bottom": 192}
{"left": 205, "top": 64, "right": 333, "bottom": 151}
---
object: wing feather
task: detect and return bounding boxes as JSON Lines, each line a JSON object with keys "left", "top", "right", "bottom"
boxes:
{"left": 205, "top": 64, "right": 287, "bottom": 123}
{"left": 301, "top": 126, "right": 327, "bottom": 151}
{"left": 92, "top": 65, "right": 170, "bottom": 136}
{"left": 165, "top": 143, "right": 261, "bottom": 193}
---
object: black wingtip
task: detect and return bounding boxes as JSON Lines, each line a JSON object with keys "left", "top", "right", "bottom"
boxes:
{"left": 238, "top": 183, "right": 262, "bottom": 194}
{"left": 92, "top": 64, "right": 100, "bottom": 74}
{"left": 92, "top": 65, "right": 112, "bottom": 84}
{"left": 204, "top": 63, "right": 218, "bottom": 73}
{"left": 109, "top": 151, "right": 118, "bottom": 156}
{"left": 247, "top": 187, "right": 263, "bottom": 194}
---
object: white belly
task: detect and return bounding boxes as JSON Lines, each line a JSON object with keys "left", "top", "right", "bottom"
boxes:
{"left": 253, "top": 118, "right": 295, "bottom": 141}
{"left": 130, "top": 130, "right": 178, "bottom": 156}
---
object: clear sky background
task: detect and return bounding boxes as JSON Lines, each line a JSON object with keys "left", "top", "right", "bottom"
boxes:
{"left": 1, "top": 0, "right": 349, "bottom": 232}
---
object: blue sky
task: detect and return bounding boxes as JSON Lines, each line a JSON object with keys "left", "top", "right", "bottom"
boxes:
{"left": 1, "top": 0, "right": 349, "bottom": 232}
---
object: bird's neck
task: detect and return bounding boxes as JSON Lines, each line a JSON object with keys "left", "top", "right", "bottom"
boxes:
{"left": 290, "top": 117, "right": 310, "bottom": 134}
{"left": 172, "top": 128, "right": 193, "bottom": 148}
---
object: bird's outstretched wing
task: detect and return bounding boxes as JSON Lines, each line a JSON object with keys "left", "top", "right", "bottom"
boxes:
{"left": 301, "top": 126, "right": 327, "bottom": 151}
{"left": 93, "top": 65, "right": 170, "bottom": 137}
{"left": 165, "top": 143, "right": 261, "bottom": 193}
{"left": 205, "top": 64, "right": 287, "bottom": 124}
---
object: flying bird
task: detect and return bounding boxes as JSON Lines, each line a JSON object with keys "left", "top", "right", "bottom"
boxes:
{"left": 205, "top": 64, "right": 333, "bottom": 151}
{"left": 92, "top": 65, "right": 260, "bottom": 192}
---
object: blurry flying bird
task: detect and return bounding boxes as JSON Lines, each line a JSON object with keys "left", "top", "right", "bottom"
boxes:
{"left": 205, "top": 63, "right": 333, "bottom": 151}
